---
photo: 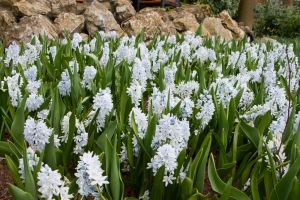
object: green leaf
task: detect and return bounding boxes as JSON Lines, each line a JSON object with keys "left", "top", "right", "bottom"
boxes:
{"left": 240, "top": 120, "right": 260, "bottom": 148}
{"left": 11, "top": 97, "right": 26, "bottom": 147}
{"left": 208, "top": 154, "right": 250, "bottom": 200}
{"left": 9, "top": 184, "right": 35, "bottom": 200}
{"left": 5, "top": 155, "right": 23, "bottom": 188}
{"left": 151, "top": 166, "right": 165, "bottom": 199}
{"left": 270, "top": 149, "right": 300, "bottom": 200}
{"left": 181, "top": 177, "right": 193, "bottom": 200}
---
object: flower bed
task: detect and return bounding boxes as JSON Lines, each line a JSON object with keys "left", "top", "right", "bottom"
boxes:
{"left": 0, "top": 32, "right": 300, "bottom": 199}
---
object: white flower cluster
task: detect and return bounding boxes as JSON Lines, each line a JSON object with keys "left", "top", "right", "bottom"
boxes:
{"left": 75, "top": 151, "right": 109, "bottom": 197}
{"left": 37, "top": 164, "right": 72, "bottom": 200}
{"left": 196, "top": 90, "right": 215, "bottom": 129}
{"left": 87, "top": 88, "right": 114, "bottom": 132}
{"left": 24, "top": 117, "right": 52, "bottom": 152}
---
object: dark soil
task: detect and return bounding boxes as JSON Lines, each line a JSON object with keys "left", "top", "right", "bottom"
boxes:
{"left": 0, "top": 160, "right": 13, "bottom": 200}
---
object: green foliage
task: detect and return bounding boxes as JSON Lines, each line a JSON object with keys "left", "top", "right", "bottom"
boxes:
{"left": 197, "top": 0, "right": 240, "bottom": 17}
{"left": 254, "top": 2, "right": 300, "bottom": 38}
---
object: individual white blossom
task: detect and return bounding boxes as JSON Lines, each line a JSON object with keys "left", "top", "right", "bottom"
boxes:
{"left": 81, "top": 66, "right": 97, "bottom": 90}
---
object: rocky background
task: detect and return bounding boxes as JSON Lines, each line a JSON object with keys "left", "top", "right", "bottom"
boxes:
{"left": 0, "top": 0, "right": 247, "bottom": 44}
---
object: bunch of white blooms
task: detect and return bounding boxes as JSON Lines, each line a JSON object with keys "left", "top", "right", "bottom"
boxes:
{"left": 127, "top": 80, "right": 144, "bottom": 106}
{"left": 88, "top": 88, "right": 114, "bottom": 131}
{"left": 100, "top": 42, "right": 110, "bottom": 67}
{"left": 75, "top": 151, "right": 109, "bottom": 197}
{"left": 37, "top": 109, "right": 49, "bottom": 120}
{"left": 180, "top": 97, "right": 194, "bottom": 118}
{"left": 5, "top": 72, "right": 23, "bottom": 107}
{"left": 81, "top": 66, "right": 97, "bottom": 90}
{"left": 152, "top": 114, "right": 190, "bottom": 154}
{"left": 196, "top": 90, "right": 215, "bottom": 129}
{"left": 18, "top": 147, "right": 40, "bottom": 181}
{"left": 73, "top": 120, "right": 88, "bottom": 154}
{"left": 241, "top": 104, "right": 271, "bottom": 122}
{"left": 4, "top": 41, "right": 20, "bottom": 66}
{"left": 38, "top": 164, "right": 73, "bottom": 200}
{"left": 61, "top": 112, "right": 72, "bottom": 142}
{"left": 24, "top": 117, "right": 52, "bottom": 152}
{"left": 129, "top": 107, "right": 148, "bottom": 155}
{"left": 176, "top": 81, "right": 199, "bottom": 98}
{"left": 58, "top": 69, "right": 71, "bottom": 96}
{"left": 147, "top": 144, "right": 178, "bottom": 186}
{"left": 26, "top": 93, "right": 44, "bottom": 112}
{"left": 72, "top": 33, "right": 83, "bottom": 49}
{"left": 210, "top": 77, "right": 238, "bottom": 108}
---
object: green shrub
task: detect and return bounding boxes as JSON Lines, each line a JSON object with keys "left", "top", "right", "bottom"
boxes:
{"left": 254, "top": 1, "right": 300, "bottom": 38}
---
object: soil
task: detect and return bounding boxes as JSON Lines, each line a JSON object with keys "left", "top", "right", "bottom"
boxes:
{"left": 0, "top": 159, "right": 13, "bottom": 200}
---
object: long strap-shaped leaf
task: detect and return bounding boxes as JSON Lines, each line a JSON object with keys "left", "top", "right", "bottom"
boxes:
{"left": 208, "top": 154, "right": 250, "bottom": 200}
{"left": 270, "top": 148, "right": 300, "bottom": 200}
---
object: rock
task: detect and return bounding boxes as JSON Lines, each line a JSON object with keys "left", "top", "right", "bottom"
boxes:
{"left": 0, "top": 0, "right": 20, "bottom": 7}
{"left": 180, "top": 4, "right": 212, "bottom": 23}
{"left": 84, "top": 1, "right": 123, "bottom": 36}
{"left": 80, "top": 33, "right": 89, "bottom": 41}
{"left": 202, "top": 17, "right": 233, "bottom": 41}
{"left": 122, "top": 8, "right": 177, "bottom": 39}
{"left": 168, "top": 10, "right": 199, "bottom": 33}
{"left": 0, "top": 10, "right": 16, "bottom": 43}
{"left": 8, "top": 15, "right": 58, "bottom": 43}
{"left": 115, "top": 0, "right": 136, "bottom": 23}
{"left": 219, "top": 10, "right": 245, "bottom": 39}
{"left": 49, "top": 0, "right": 77, "bottom": 17}
{"left": 54, "top": 12, "right": 85, "bottom": 35}
{"left": 13, "top": 0, "right": 51, "bottom": 16}
{"left": 259, "top": 36, "right": 277, "bottom": 44}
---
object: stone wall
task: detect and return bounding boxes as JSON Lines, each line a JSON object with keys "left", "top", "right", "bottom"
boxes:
{"left": 0, "top": 0, "right": 246, "bottom": 44}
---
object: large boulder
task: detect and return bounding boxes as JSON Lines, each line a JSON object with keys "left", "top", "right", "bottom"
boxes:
{"left": 8, "top": 15, "right": 58, "bottom": 43}
{"left": 122, "top": 8, "right": 177, "bottom": 39}
{"left": 84, "top": 1, "right": 123, "bottom": 36}
{"left": 54, "top": 12, "right": 85, "bottom": 35}
{"left": 180, "top": 4, "right": 212, "bottom": 23}
{"left": 0, "top": 10, "right": 16, "bottom": 43}
{"left": 48, "top": 0, "right": 77, "bottom": 17}
{"left": 219, "top": 10, "right": 245, "bottom": 39}
{"left": 168, "top": 10, "right": 199, "bottom": 33}
{"left": 13, "top": 0, "right": 50, "bottom": 16}
{"left": 202, "top": 17, "right": 233, "bottom": 41}
{"left": 115, "top": 0, "right": 136, "bottom": 23}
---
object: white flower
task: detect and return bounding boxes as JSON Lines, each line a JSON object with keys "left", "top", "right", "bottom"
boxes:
{"left": 38, "top": 164, "right": 62, "bottom": 199}
{"left": 129, "top": 107, "right": 148, "bottom": 155}
{"left": 18, "top": 147, "right": 39, "bottom": 181}
{"left": 152, "top": 114, "right": 190, "bottom": 154}
{"left": 6, "top": 72, "right": 23, "bottom": 107}
{"left": 127, "top": 80, "right": 144, "bottom": 106}
{"left": 37, "top": 164, "right": 72, "bottom": 200}
{"left": 100, "top": 42, "right": 110, "bottom": 67}
{"left": 176, "top": 81, "right": 199, "bottom": 98}
{"left": 4, "top": 41, "right": 20, "bottom": 66}
{"left": 148, "top": 144, "right": 178, "bottom": 184}
{"left": 61, "top": 112, "right": 72, "bottom": 143}
{"left": 24, "top": 117, "right": 52, "bottom": 152}
{"left": 196, "top": 90, "right": 215, "bottom": 129}
{"left": 24, "top": 65, "right": 38, "bottom": 81}
{"left": 81, "top": 66, "right": 97, "bottom": 90}
{"left": 26, "top": 80, "right": 41, "bottom": 94}
{"left": 26, "top": 93, "right": 44, "bottom": 112}
{"left": 89, "top": 88, "right": 114, "bottom": 132}
{"left": 37, "top": 109, "right": 49, "bottom": 120}
{"left": 75, "top": 151, "right": 109, "bottom": 197}
{"left": 180, "top": 97, "right": 194, "bottom": 118}
{"left": 72, "top": 33, "right": 82, "bottom": 49}
{"left": 58, "top": 70, "right": 71, "bottom": 96}
{"left": 73, "top": 120, "right": 88, "bottom": 154}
